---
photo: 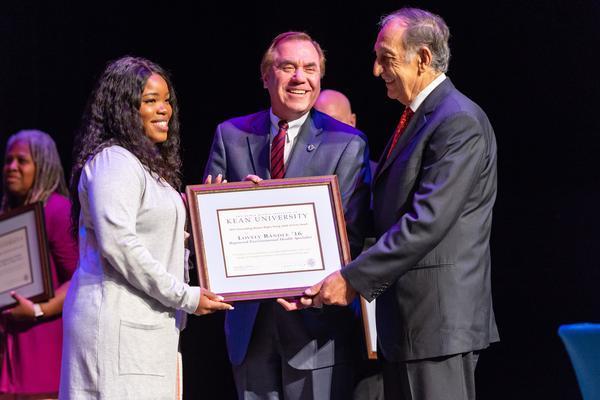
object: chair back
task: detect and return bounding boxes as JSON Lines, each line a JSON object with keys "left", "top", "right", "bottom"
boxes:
{"left": 559, "top": 323, "right": 600, "bottom": 400}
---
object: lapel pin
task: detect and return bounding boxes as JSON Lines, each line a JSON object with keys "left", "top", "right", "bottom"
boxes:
{"left": 307, "top": 144, "right": 316, "bottom": 152}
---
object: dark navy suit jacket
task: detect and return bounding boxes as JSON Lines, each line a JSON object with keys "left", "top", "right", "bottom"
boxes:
{"left": 343, "top": 78, "right": 500, "bottom": 362}
{"left": 204, "top": 109, "right": 371, "bottom": 369}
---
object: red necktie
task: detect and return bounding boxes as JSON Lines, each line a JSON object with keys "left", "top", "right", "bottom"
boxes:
{"left": 386, "top": 107, "right": 414, "bottom": 160}
{"left": 271, "top": 120, "right": 288, "bottom": 179}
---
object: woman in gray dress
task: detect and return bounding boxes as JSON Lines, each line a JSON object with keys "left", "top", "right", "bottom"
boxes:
{"left": 59, "top": 56, "right": 232, "bottom": 399}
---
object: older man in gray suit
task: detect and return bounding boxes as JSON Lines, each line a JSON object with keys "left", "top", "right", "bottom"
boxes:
{"left": 204, "top": 31, "right": 371, "bottom": 399}
{"left": 287, "top": 8, "right": 500, "bottom": 400}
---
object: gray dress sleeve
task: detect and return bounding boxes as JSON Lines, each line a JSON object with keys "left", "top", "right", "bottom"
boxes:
{"left": 84, "top": 147, "right": 200, "bottom": 313}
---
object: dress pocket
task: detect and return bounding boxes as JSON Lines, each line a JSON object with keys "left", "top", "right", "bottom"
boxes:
{"left": 118, "top": 319, "right": 169, "bottom": 376}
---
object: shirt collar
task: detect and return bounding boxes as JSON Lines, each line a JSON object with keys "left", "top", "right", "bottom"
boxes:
{"left": 269, "top": 109, "right": 310, "bottom": 134}
{"left": 409, "top": 73, "right": 447, "bottom": 112}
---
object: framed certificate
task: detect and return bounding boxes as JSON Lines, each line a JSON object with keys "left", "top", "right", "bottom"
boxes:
{"left": 0, "top": 202, "right": 54, "bottom": 311}
{"left": 360, "top": 236, "right": 378, "bottom": 359}
{"left": 186, "top": 175, "right": 351, "bottom": 301}
{"left": 361, "top": 297, "right": 378, "bottom": 359}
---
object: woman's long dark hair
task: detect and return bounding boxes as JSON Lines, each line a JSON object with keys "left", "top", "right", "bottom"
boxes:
{"left": 70, "top": 56, "right": 182, "bottom": 237}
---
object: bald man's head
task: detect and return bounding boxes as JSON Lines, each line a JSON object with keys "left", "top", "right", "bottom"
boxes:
{"left": 314, "top": 89, "right": 357, "bottom": 127}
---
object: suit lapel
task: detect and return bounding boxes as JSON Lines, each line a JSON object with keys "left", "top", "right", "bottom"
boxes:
{"left": 374, "top": 78, "right": 456, "bottom": 183}
{"left": 285, "top": 111, "right": 324, "bottom": 178}
{"left": 247, "top": 111, "right": 271, "bottom": 178}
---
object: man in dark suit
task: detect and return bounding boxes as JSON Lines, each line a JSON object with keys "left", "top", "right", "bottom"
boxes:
{"left": 204, "top": 31, "right": 371, "bottom": 399}
{"left": 288, "top": 8, "right": 499, "bottom": 400}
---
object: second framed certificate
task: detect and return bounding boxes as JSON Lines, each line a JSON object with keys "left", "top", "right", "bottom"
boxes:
{"left": 186, "top": 175, "right": 350, "bottom": 301}
{"left": 0, "top": 202, "right": 53, "bottom": 311}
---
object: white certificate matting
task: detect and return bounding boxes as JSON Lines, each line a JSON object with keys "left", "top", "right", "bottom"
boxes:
{"left": 217, "top": 203, "right": 324, "bottom": 277}
{"left": 361, "top": 297, "right": 378, "bottom": 359}
{"left": 0, "top": 227, "right": 33, "bottom": 293}
{"left": 187, "top": 176, "right": 351, "bottom": 301}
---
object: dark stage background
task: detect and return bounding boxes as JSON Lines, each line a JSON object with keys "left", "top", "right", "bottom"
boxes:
{"left": 2, "top": 1, "right": 599, "bottom": 399}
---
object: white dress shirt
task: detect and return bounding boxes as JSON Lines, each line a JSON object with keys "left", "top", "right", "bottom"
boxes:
{"left": 269, "top": 109, "right": 310, "bottom": 167}
{"left": 409, "top": 73, "right": 447, "bottom": 112}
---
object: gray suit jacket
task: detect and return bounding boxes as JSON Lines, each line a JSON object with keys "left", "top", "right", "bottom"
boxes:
{"left": 343, "top": 79, "right": 500, "bottom": 362}
{"left": 204, "top": 109, "right": 371, "bottom": 369}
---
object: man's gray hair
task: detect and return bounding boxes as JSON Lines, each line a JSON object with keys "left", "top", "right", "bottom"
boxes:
{"left": 380, "top": 8, "right": 451, "bottom": 73}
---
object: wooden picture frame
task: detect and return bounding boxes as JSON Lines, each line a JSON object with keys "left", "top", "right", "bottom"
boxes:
{"left": 0, "top": 202, "right": 53, "bottom": 311}
{"left": 186, "top": 175, "right": 350, "bottom": 301}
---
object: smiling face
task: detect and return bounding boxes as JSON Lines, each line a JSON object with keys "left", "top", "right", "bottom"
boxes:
{"left": 139, "top": 73, "right": 173, "bottom": 144}
{"left": 373, "top": 19, "right": 424, "bottom": 106}
{"left": 263, "top": 39, "right": 322, "bottom": 121}
{"left": 3, "top": 139, "right": 35, "bottom": 202}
